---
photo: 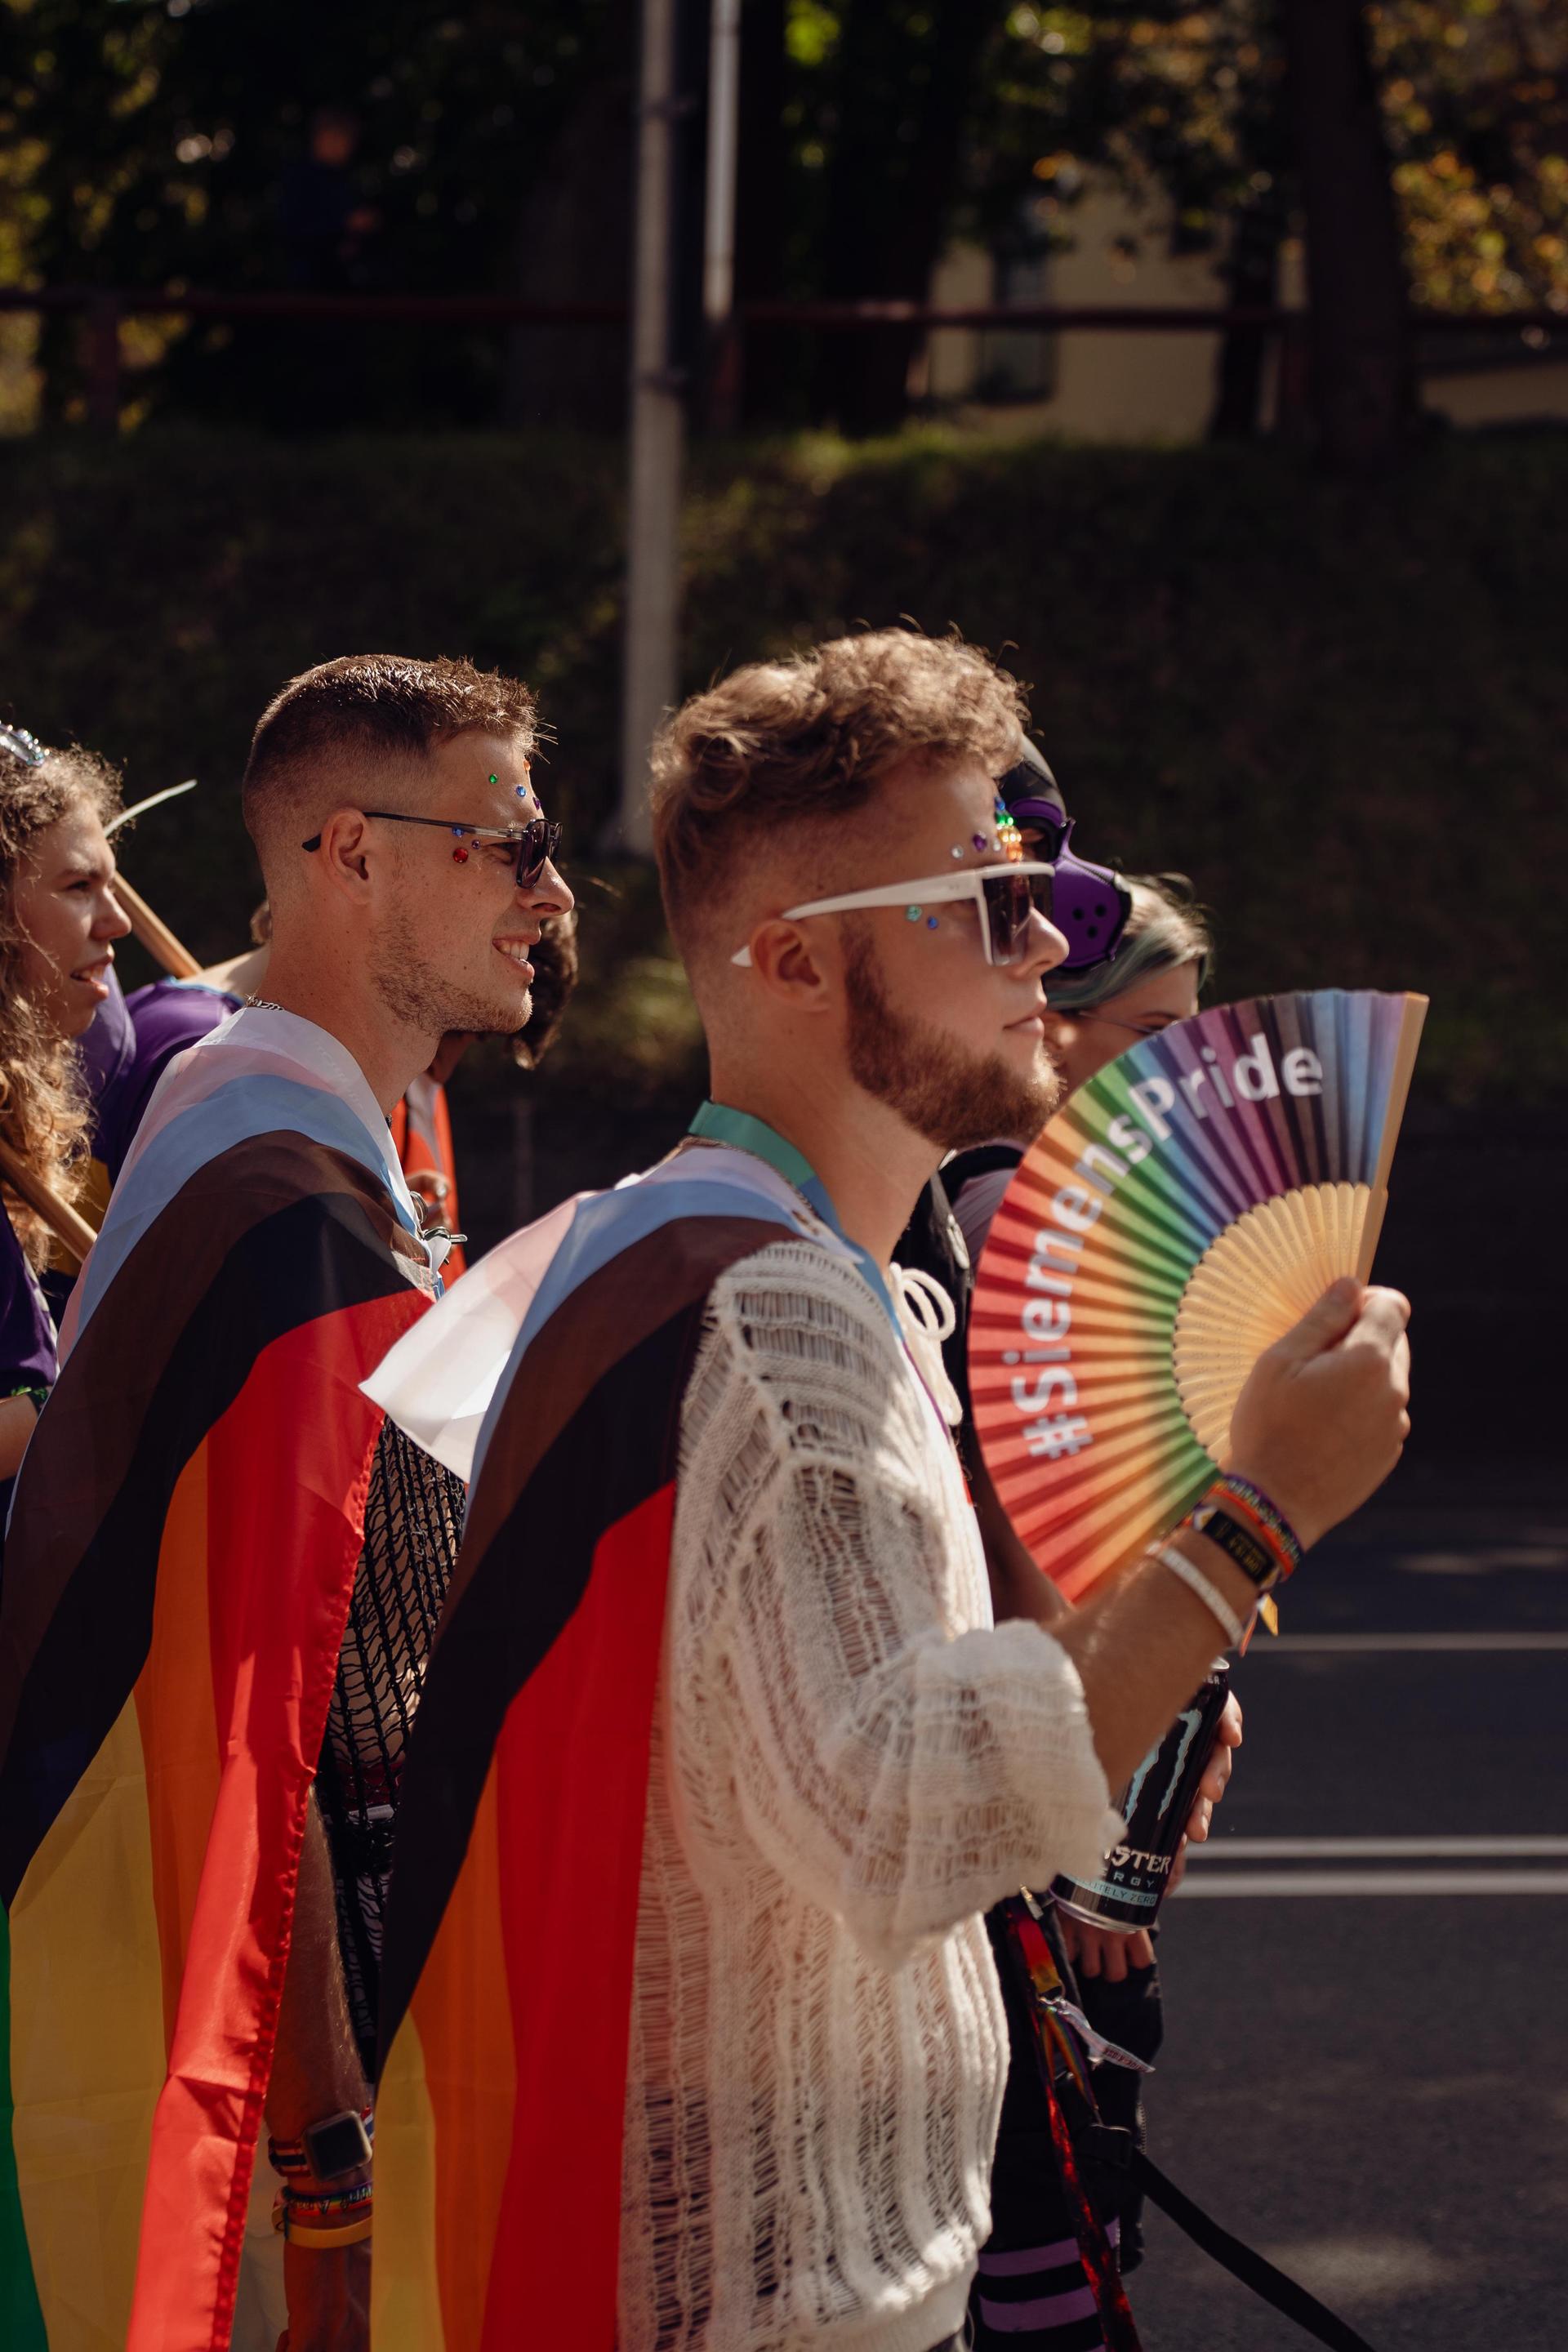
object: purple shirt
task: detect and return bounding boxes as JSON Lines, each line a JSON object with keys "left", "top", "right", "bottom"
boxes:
{"left": 82, "top": 974, "right": 240, "bottom": 1181}
{"left": 0, "top": 1211, "right": 57, "bottom": 1394}
{"left": 1, "top": 1203, "right": 57, "bottom": 1546}
{"left": 5, "top": 978, "right": 237, "bottom": 1544}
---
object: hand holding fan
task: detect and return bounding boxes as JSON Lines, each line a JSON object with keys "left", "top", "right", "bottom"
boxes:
{"left": 969, "top": 989, "right": 1426, "bottom": 1599}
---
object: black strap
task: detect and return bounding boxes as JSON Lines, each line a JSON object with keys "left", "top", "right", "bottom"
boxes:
{"left": 1134, "top": 2153, "right": 1383, "bottom": 2352}
{"left": 943, "top": 1143, "right": 1025, "bottom": 1190}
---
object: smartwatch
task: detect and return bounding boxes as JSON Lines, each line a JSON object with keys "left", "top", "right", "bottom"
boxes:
{"left": 301, "top": 2108, "right": 374, "bottom": 2180}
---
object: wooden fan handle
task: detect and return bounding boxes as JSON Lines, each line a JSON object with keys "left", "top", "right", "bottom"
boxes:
{"left": 115, "top": 876, "right": 202, "bottom": 980}
{"left": 1355, "top": 1186, "right": 1389, "bottom": 1285}
{"left": 0, "top": 1138, "right": 100, "bottom": 1263}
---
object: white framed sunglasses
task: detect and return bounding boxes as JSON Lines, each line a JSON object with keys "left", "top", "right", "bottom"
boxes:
{"left": 731, "top": 860, "right": 1057, "bottom": 970}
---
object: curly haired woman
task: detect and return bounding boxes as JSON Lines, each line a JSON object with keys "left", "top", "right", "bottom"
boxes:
{"left": 0, "top": 724, "right": 130, "bottom": 1519}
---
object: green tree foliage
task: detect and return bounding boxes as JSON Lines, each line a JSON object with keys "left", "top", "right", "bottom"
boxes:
{"left": 2, "top": 0, "right": 1563, "bottom": 431}
{"left": 959, "top": 3, "right": 1567, "bottom": 317}
{"left": 0, "top": 0, "right": 631, "bottom": 421}
{"left": 1374, "top": 1, "right": 1568, "bottom": 314}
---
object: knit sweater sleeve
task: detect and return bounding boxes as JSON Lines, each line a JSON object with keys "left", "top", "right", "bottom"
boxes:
{"left": 670, "top": 1238, "right": 1121, "bottom": 1976}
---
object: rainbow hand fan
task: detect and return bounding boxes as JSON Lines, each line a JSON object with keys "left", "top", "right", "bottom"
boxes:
{"left": 969, "top": 989, "right": 1426, "bottom": 1599}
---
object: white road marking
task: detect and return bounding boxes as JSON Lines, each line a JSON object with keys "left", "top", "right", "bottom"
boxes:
{"left": 1192, "top": 1835, "right": 1568, "bottom": 1860}
{"left": 1389, "top": 1548, "right": 1566, "bottom": 1574}
{"left": 1174, "top": 1869, "right": 1568, "bottom": 1900}
{"left": 1258, "top": 1630, "right": 1568, "bottom": 1654}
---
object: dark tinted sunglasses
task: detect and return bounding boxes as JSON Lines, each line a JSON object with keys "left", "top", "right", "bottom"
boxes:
{"left": 982, "top": 866, "right": 1057, "bottom": 965}
{"left": 302, "top": 809, "right": 562, "bottom": 887}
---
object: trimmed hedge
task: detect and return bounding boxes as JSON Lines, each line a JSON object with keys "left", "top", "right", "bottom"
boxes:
{"left": 2, "top": 421, "right": 1562, "bottom": 1111}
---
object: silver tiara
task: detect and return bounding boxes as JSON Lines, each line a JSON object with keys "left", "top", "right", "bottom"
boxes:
{"left": 0, "top": 724, "right": 46, "bottom": 767}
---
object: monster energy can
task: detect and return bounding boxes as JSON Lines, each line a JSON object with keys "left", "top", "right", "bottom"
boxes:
{"left": 1049, "top": 1658, "right": 1232, "bottom": 1934}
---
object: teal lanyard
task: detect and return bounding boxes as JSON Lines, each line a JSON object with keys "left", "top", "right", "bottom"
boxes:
{"left": 686, "top": 1099, "right": 902, "bottom": 1334}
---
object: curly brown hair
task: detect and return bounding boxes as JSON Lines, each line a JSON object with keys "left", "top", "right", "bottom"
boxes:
{"left": 650, "top": 629, "right": 1028, "bottom": 960}
{"left": 0, "top": 733, "right": 122, "bottom": 1265}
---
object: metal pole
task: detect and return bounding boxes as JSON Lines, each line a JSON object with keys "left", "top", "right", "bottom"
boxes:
{"left": 703, "top": 0, "right": 742, "bottom": 325}
{"left": 702, "top": 0, "right": 743, "bottom": 429}
{"left": 617, "top": 0, "right": 684, "bottom": 859}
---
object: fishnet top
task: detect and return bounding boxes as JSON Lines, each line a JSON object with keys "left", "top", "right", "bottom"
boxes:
{"left": 620, "top": 1237, "right": 1122, "bottom": 2352}
{"left": 317, "top": 1416, "right": 466, "bottom": 2073}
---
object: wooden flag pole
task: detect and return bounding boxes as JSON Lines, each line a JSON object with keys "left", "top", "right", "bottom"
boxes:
{"left": 0, "top": 1138, "right": 99, "bottom": 1263}
{"left": 114, "top": 875, "right": 202, "bottom": 980}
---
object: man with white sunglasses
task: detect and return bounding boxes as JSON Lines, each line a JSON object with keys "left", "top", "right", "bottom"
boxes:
{"left": 368, "top": 627, "right": 1410, "bottom": 2352}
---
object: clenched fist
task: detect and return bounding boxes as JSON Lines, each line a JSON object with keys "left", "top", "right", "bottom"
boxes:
{"left": 1227, "top": 1277, "right": 1411, "bottom": 1549}
{"left": 1232, "top": 1279, "right": 1419, "bottom": 1552}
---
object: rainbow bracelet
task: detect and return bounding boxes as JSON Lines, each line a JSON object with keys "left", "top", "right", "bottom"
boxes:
{"left": 1212, "top": 1472, "right": 1303, "bottom": 1575}
{"left": 1185, "top": 1503, "right": 1286, "bottom": 1595}
{"left": 273, "top": 2178, "right": 374, "bottom": 2247}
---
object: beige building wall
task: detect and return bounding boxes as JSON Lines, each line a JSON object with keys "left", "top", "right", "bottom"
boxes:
{"left": 924, "top": 180, "right": 1568, "bottom": 440}
{"left": 924, "top": 186, "right": 1230, "bottom": 443}
{"left": 1422, "top": 359, "right": 1568, "bottom": 429}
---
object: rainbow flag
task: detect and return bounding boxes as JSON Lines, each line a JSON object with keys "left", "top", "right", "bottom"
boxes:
{"left": 0, "top": 1009, "right": 435, "bottom": 2351}
{"left": 365, "top": 1147, "right": 840, "bottom": 2351}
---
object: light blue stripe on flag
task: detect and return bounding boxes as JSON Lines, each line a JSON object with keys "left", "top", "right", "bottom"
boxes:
{"left": 467, "top": 1173, "right": 809, "bottom": 1490}
{"left": 75, "top": 1075, "right": 416, "bottom": 1335}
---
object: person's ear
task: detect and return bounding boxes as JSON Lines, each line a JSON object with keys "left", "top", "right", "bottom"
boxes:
{"left": 313, "top": 808, "right": 376, "bottom": 894}
{"left": 744, "top": 919, "right": 836, "bottom": 1014}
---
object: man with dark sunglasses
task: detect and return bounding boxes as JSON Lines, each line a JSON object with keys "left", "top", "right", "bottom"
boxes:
{"left": 0, "top": 653, "right": 572, "bottom": 2352}
{"left": 367, "top": 628, "right": 1410, "bottom": 2352}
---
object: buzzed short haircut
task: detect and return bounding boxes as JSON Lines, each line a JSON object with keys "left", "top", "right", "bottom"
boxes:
{"left": 242, "top": 653, "right": 537, "bottom": 852}
{"left": 650, "top": 630, "right": 1027, "bottom": 960}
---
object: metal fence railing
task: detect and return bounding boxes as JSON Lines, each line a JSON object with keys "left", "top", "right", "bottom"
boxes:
{"left": 2, "top": 285, "right": 1562, "bottom": 430}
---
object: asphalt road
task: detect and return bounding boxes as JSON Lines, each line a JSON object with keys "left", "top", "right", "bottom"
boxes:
{"left": 1122, "top": 1471, "right": 1568, "bottom": 2350}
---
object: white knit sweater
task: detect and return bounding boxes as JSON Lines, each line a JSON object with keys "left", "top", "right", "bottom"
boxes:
{"left": 618, "top": 1234, "right": 1123, "bottom": 2352}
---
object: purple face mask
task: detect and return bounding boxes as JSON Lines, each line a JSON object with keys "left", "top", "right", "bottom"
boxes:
{"left": 1004, "top": 793, "right": 1132, "bottom": 971}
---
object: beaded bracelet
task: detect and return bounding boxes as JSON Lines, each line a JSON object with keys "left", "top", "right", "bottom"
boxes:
{"left": 284, "top": 2180, "right": 375, "bottom": 2220}
{"left": 272, "top": 2179, "right": 374, "bottom": 2248}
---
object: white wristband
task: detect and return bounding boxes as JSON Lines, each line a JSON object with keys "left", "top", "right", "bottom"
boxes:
{"left": 1154, "top": 1543, "right": 1246, "bottom": 1650}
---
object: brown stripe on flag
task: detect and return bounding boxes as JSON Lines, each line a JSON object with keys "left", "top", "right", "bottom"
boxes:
{"left": 0, "top": 1135, "right": 423, "bottom": 1719}
{"left": 455, "top": 1214, "right": 790, "bottom": 1576}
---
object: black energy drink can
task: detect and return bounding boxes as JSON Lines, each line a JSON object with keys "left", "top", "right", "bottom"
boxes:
{"left": 1050, "top": 1659, "right": 1231, "bottom": 1934}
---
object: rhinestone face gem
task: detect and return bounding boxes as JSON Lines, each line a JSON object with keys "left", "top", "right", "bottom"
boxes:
{"left": 972, "top": 833, "right": 987, "bottom": 850}
{"left": 906, "top": 906, "right": 923, "bottom": 921}
{"left": 926, "top": 915, "right": 939, "bottom": 930}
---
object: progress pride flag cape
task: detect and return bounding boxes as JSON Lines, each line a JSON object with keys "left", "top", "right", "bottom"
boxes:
{"left": 0, "top": 1009, "right": 434, "bottom": 2352}
{"left": 365, "top": 1143, "right": 851, "bottom": 2352}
